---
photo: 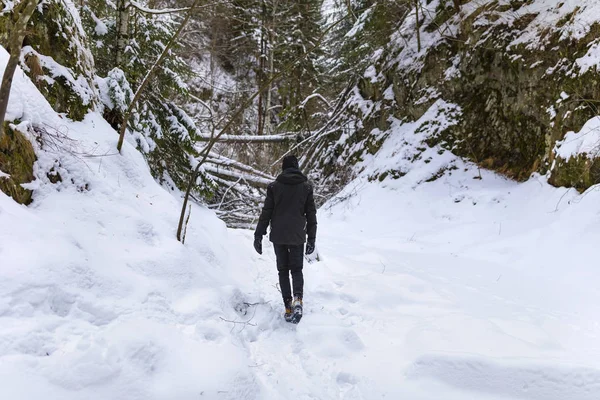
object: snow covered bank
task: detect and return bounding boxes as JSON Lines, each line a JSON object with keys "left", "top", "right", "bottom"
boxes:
{"left": 0, "top": 47, "right": 261, "bottom": 399}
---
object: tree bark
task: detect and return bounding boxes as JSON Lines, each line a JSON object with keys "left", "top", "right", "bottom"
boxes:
{"left": 264, "top": 27, "right": 274, "bottom": 135}
{"left": 452, "top": 0, "right": 460, "bottom": 13}
{"left": 196, "top": 133, "right": 296, "bottom": 143}
{"left": 415, "top": 0, "right": 421, "bottom": 52}
{"left": 0, "top": 0, "right": 40, "bottom": 141}
{"left": 117, "top": 0, "right": 201, "bottom": 153}
{"left": 264, "top": 0, "right": 279, "bottom": 136}
{"left": 115, "top": 0, "right": 130, "bottom": 67}
{"left": 257, "top": 0, "right": 266, "bottom": 135}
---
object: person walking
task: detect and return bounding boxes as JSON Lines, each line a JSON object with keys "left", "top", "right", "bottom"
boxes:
{"left": 253, "top": 155, "right": 317, "bottom": 323}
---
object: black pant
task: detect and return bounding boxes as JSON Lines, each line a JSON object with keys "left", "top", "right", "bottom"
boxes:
{"left": 273, "top": 244, "right": 304, "bottom": 302}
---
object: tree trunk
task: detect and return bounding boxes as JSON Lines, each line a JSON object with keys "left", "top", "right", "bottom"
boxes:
{"left": 117, "top": 0, "right": 201, "bottom": 153}
{"left": 452, "top": 0, "right": 460, "bottom": 13}
{"left": 0, "top": 0, "right": 40, "bottom": 141}
{"left": 257, "top": 0, "right": 266, "bottom": 135}
{"left": 415, "top": 0, "right": 421, "bottom": 52}
{"left": 115, "top": 0, "right": 130, "bottom": 67}
{"left": 265, "top": 27, "right": 274, "bottom": 135}
{"left": 264, "top": 0, "right": 278, "bottom": 136}
{"left": 196, "top": 133, "right": 296, "bottom": 143}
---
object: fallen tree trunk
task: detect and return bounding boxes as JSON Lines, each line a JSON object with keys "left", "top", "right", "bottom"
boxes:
{"left": 206, "top": 152, "right": 274, "bottom": 180}
{"left": 196, "top": 134, "right": 297, "bottom": 143}
{"left": 203, "top": 164, "right": 271, "bottom": 188}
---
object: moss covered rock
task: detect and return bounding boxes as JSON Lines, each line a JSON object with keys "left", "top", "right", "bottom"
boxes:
{"left": 549, "top": 155, "right": 600, "bottom": 192}
{"left": 0, "top": 124, "right": 36, "bottom": 205}
{"left": 330, "top": 1, "right": 600, "bottom": 187}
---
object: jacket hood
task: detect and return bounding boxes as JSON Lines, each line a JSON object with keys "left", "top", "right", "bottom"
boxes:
{"left": 276, "top": 168, "right": 308, "bottom": 185}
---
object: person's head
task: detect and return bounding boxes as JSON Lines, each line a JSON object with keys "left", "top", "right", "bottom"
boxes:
{"left": 282, "top": 155, "right": 299, "bottom": 171}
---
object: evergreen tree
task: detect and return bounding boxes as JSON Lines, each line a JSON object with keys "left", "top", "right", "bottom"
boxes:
{"left": 81, "top": 1, "right": 212, "bottom": 195}
{"left": 274, "top": 0, "right": 324, "bottom": 132}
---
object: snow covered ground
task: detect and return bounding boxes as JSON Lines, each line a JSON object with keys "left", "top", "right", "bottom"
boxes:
{"left": 2, "top": 43, "right": 600, "bottom": 400}
{"left": 230, "top": 168, "right": 600, "bottom": 400}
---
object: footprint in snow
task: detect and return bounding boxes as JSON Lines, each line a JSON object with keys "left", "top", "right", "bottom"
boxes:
{"left": 340, "top": 293, "right": 359, "bottom": 304}
{"left": 339, "top": 330, "right": 365, "bottom": 351}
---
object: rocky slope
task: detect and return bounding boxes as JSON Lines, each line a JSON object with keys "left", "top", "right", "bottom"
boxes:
{"left": 319, "top": 0, "right": 600, "bottom": 192}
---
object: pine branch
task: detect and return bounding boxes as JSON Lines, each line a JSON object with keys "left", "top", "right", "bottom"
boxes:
{"left": 117, "top": 0, "right": 201, "bottom": 153}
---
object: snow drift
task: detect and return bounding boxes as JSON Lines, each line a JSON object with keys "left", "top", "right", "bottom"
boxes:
{"left": 0, "top": 46, "right": 259, "bottom": 399}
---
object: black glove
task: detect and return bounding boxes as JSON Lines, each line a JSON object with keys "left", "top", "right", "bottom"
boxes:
{"left": 306, "top": 240, "right": 315, "bottom": 255}
{"left": 253, "top": 236, "right": 262, "bottom": 255}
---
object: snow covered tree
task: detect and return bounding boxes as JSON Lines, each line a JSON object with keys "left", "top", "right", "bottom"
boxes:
{"left": 273, "top": 0, "right": 325, "bottom": 132}
{"left": 81, "top": 0, "right": 214, "bottom": 195}
{"left": 214, "top": 0, "right": 326, "bottom": 136}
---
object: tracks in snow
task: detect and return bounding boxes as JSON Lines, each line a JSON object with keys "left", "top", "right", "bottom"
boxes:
{"left": 228, "top": 229, "right": 600, "bottom": 400}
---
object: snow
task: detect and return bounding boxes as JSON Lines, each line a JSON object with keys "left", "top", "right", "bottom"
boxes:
{"left": 353, "top": 99, "right": 462, "bottom": 184}
{"left": 507, "top": 0, "right": 600, "bottom": 46}
{"left": 576, "top": 40, "right": 600, "bottom": 74}
{"left": 20, "top": 46, "right": 96, "bottom": 107}
{"left": 381, "top": 0, "right": 600, "bottom": 80}
{"left": 555, "top": 116, "right": 600, "bottom": 159}
{"left": 3, "top": 49, "right": 58, "bottom": 124}
{"left": 86, "top": 8, "right": 108, "bottom": 36}
{"left": 220, "top": 97, "right": 600, "bottom": 398}
{"left": 226, "top": 159, "right": 600, "bottom": 399}
{"left": 0, "top": 45, "right": 260, "bottom": 398}
{"left": 129, "top": 1, "right": 190, "bottom": 15}
{"left": 345, "top": 7, "right": 372, "bottom": 39}
{"left": 0, "top": 1, "right": 16, "bottom": 14}
{"left": 363, "top": 65, "right": 378, "bottom": 83}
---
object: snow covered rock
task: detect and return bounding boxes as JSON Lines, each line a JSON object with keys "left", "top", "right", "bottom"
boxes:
{"left": 321, "top": 0, "right": 600, "bottom": 190}
{"left": 0, "top": 0, "right": 98, "bottom": 120}
{"left": 549, "top": 116, "right": 600, "bottom": 191}
{"left": 0, "top": 122, "right": 36, "bottom": 204}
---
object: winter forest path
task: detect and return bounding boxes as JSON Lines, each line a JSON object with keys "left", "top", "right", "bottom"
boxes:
{"left": 226, "top": 181, "right": 600, "bottom": 400}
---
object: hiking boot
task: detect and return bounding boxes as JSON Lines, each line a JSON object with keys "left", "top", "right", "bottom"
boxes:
{"left": 291, "top": 295, "right": 303, "bottom": 324}
{"left": 283, "top": 298, "right": 293, "bottom": 322}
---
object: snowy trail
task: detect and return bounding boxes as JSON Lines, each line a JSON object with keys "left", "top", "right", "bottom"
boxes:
{"left": 226, "top": 178, "right": 600, "bottom": 400}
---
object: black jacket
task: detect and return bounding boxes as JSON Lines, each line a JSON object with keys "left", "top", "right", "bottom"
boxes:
{"left": 254, "top": 168, "right": 317, "bottom": 245}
